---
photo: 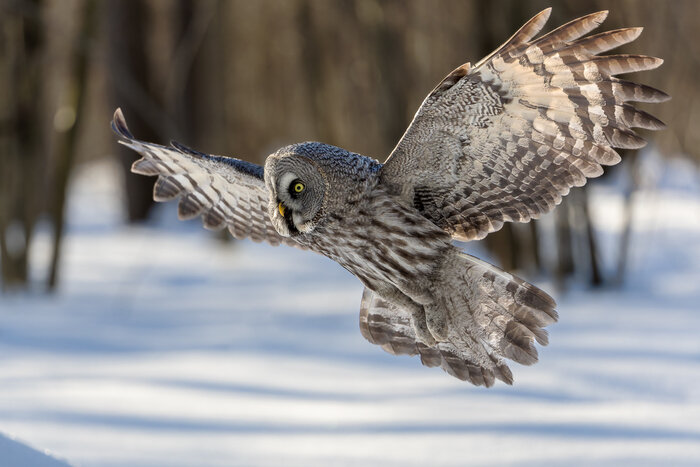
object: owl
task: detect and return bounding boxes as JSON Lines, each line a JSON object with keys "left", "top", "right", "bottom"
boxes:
{"left": 112, "top": 9, "right": 667, "bottom": 387}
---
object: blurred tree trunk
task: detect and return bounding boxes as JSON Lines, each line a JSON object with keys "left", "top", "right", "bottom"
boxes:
{"left": 555, "top": 201, "right": 574, "bottom": 287}
{"left": 105, "top": 0, "right": 215, "bottom": 222}
{"left": 105, "top": 0, "right": 159, "bottom": 222}
{"left": 46, "top": 0, "right": 96, "bottom": 290}
{"left": 615, "top": 151, "right": 638, "bottom": 285}
{"left": 0, "top": 1, "right": 45, "bottom": 291}
{"left": 485, "top": 225, "right": 517, "bottom": 272}
{"left": 297, "top": 0, "right": 335, "bottom": 143}
{"left": 528, "top": 222, "right": 541, "bottom": 271}
{"left": 169, "top": 0, "right": 219, "bottom": 147}
{"left": 363, "top": 1, "right": 411, "bottom": 150}
{"left": 581, "top": 186, "right": 602, "bottom": 286}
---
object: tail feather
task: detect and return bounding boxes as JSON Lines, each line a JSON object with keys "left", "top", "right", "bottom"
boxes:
{"left": 359, "top": 287, "right": 514, "bottom": 386}
{"left": 358, "top": 253, "right": 556, "bottom": 386}
{"left": 436, "top": 253, "right": 557, "bottom": 369}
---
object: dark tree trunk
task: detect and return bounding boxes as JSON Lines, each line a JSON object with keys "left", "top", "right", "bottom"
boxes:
{"left": 47, "top": 0, "right": 96, "bottom": 290}
{"left": 555, "top": 201, "right": 574, "bottom": 287}
{"left": 615, "top": 151, "right": 638, "bottom": 285}
{"left": 105, "top": 0, "right": 160, "bottom": 222}
{"left": 485, "top": 225, "right": 517, "bottom": 272}
{"left": 0, "top": 0, "right": 45, "bottom": 290}
{"left": 581, "top": 186, "right": 602, "bottom": 286}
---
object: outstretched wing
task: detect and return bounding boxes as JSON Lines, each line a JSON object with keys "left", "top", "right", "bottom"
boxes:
{"left": 380, "top": 9, "right": 669, "bottom": 241}
{"left": 111, "top": 108, "right": 297, "bottom": 247}
{"left": 359, "top": 287, "right": 514, "bottom": 387}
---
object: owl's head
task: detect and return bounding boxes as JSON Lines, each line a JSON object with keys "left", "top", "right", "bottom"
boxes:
{"left": 264, "top": 143, "right": 329, "bottom": 237}
{"left": 265, "top": 142, "right": 380, "bottom": 237}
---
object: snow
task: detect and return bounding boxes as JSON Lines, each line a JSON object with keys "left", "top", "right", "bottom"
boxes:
{"left": 0, "top": 433, "right": 70, "bottom": 467}
{"left": 0, "top": 154, "right": 699, "bottom": 466}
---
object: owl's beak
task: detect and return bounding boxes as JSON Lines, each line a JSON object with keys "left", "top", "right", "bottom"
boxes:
{"left": 276, "top": 200, "right": 300, "bottom": 236}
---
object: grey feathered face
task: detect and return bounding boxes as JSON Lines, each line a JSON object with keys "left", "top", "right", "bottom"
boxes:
{"left": 264, "top": 150, "right": 326, "bottom": 237}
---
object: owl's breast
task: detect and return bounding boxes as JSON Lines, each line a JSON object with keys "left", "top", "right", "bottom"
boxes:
{"left": 307, "top": 191, "right": 453, "bottom": 293}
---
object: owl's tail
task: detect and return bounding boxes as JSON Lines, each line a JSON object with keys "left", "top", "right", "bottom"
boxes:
{"left": 428, "top": 252, "right": 558, "bottom": 384}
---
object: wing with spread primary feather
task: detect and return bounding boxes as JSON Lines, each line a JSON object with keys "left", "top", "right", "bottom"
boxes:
{"left": 111, "top": 108, "right": 299, "bottom": 248}
{"left": 381, "top": 9, "right": 669, "bottom": 241}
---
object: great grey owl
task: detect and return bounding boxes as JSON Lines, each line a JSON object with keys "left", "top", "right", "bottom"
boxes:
{"left": 112, "top": 9, "right": 667, "bottom": 387}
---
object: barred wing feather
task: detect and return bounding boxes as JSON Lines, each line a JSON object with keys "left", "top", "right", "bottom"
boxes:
{"left": 111, "top": 109, "right": 298, "bottom": 248}
{"left": 381, "top": 8, "right": 669, "bottom": 242}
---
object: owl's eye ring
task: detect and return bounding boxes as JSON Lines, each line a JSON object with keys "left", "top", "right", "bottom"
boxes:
{"left": 290, "top": 180, "right": 305, "bottom": 195}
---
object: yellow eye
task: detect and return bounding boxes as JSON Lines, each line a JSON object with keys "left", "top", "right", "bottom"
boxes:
{"left": 293, "top": 182, "right": 305, "bottom": 193}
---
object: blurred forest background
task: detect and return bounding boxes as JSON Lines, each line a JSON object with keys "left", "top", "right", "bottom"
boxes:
{"left": 0, "top": 0, "right": 697, "bottom": 293}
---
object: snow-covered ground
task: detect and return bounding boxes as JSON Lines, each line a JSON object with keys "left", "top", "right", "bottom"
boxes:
{"left": 0, "top": 154, "right": 699, "bottom": 466}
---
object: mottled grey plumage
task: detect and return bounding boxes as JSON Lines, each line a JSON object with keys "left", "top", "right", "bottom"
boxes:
{"left": 112, "top": 8, "right": 667, "bottom": 387}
